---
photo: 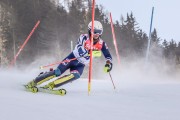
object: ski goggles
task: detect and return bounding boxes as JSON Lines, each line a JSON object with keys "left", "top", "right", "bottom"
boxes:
{"left": 93, "top": 29, "right": 103, "bottom": 35}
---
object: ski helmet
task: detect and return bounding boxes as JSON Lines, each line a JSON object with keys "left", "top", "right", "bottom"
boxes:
{"left": 88, "top": 20, "right": 103, "bottom": 36}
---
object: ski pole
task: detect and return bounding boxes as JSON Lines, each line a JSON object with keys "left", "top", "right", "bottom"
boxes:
{"left": 109, "top": 72, "right": 116, "bottom": 89}
{"left": 39, "top": 51, "right": 102, "bottom": 69}
{"left": 39, "top": 57, "right": 77, "bottom": 69}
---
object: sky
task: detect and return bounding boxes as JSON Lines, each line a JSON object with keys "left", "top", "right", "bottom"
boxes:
{"left": 96, "top": 0, "right": 180, "bottom": 43}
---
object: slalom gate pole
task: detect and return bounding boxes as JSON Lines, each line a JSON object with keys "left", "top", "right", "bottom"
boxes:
{"left": 88, "top": 0, "right": 95, "bottom": 95}
{"left": 9, "top": 20, "right": 40, "bottom": 68}
{"left": 145, "top": 7, "right": 154, "bottom": 64}
{"left": 109, "top": 72, "right": 116, "bottom": 89}
{"left": 110, "top": 13, "right": 120, "bottom": 65}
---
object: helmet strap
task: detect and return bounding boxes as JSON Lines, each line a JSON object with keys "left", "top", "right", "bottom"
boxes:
{"left": 93, "top": 37, "right": 100, "bottom": 44}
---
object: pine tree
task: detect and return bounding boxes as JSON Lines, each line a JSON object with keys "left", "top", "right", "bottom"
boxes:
{"left": 0, "top": 3, "right": 11, "bottom": 67}
{"left": 162, "top": 39, "right": 169, "bottom": 58}
{"left": 176, "top": 42, "right": 180, "bottom": 64}
{"left": 151, "top": 29, "right": 160, "bottom": 46}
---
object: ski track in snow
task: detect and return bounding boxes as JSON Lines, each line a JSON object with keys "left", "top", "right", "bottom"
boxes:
{"left": 0, "top": 70, "right": 180, "bottom": 120}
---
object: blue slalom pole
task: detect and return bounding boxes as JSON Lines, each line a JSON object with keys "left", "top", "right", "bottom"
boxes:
{"left": 145, "top": 7, "right": 154, "bottom": 63}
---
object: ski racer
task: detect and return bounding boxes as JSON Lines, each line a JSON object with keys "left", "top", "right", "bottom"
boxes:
{"left": 26, "top": 20, "right": 113, "bottom": 92}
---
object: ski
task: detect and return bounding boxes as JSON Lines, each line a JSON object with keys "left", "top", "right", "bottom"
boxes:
{"left": 23, "top": 85, "right": 66, "bottom": 96}
{"left": 38, "top": 87, "right": 66, "bottom": 96}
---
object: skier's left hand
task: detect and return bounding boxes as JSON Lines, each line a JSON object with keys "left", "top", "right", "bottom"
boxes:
{"left": 104, "top": 60, "right": 112, "bottom": 73}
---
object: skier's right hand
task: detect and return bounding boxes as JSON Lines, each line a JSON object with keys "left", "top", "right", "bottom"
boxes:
{"left": 84, "top": 40, "right": 91, "bottom": 50}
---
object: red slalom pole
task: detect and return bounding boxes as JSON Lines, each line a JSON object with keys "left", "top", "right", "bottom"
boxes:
{"left": 9, "top": 20, "right": 40, "bottom": 68}
{"left": 110, "top": 13, "right": 120, "bottom": 64}
{"left": 88, "top": 0, "right": 95, "bottom": 95}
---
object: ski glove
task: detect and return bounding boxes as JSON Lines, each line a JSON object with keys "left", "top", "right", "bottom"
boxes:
{"left": 104, "top": 60, "right": 112, "bottom": 73}
{"left": 84, "top": 40, "right": 91, "bottom": 50}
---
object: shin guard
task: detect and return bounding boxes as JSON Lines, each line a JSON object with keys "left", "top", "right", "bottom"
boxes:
{"left": 34, "top": 68, "right": 61, "bottom": 85}
{"left": 53, "top": 72, "right": 80, "bottom": 88}
{"left": 35, "top": 71, "right": 56, "bottom": 85}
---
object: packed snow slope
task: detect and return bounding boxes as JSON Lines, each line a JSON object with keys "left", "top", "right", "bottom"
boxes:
{"left": 0, "top": 63, "right": 180, "bottom": 120}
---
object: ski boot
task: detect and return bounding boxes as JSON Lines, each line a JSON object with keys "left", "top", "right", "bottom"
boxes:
{"left": 41, "top": 82, "right": 67, "bottom": 95}
{"left": 43, "top": 82, "right": 55, "bottom": 90}
{"left": 25, "top": 80, "right": 38, "bottom": 93}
